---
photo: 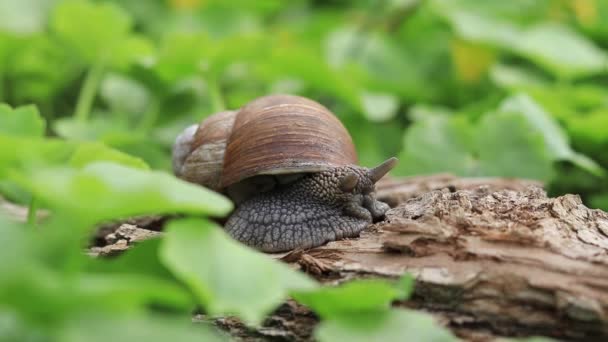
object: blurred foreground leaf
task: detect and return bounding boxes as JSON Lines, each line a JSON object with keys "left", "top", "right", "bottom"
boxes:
{"left": 60, "top": 314, "right": 225, "bottom": 342}
{"left": 25, "top": 162, "right": 232, "bottom": 224}
{"left": 293, "top": 275, "right": 414, "bottom": 319}
{"left": 161, "top": 218, "right": 317, "bottom": 325}
{"left": 316, "top": 310, "right": 456, "bottom": 342}
{"left": 69, "top": 142, "right": 149, "bottom": 170}
{"left": 0, "top": 103, "right": 45, "bottom": 137}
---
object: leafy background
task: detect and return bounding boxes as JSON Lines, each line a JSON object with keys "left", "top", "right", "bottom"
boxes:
{"left": 0, "top": 0, "right": 604, "bottom": 340}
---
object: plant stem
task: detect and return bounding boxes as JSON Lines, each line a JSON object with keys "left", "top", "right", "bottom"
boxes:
{"left": 74, "top": 61, "right": 105, "bottom": 122}
{"left": 137, "top": 97, "right": 161, "bottom": 133}
{"left": 27, "top": 197, "right": 38, "bottom": 226}
{"left": 207, "top": 76, "right": 225, "bottom": 113}
{"left": 0, "top": 68, "right": 4, "bottom": 103}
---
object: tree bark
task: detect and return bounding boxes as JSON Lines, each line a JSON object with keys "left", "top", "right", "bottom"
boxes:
{"left": 223, "top": 175, "right": 608, "bottom": 341}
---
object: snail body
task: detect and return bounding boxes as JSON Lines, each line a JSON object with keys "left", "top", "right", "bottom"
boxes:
{"left": 173, "top": 94, "right": 397, "bottom": 252}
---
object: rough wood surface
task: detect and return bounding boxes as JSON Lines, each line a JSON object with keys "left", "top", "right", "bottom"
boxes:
{"left": 270, "top": 176, "right": 608, "bottom": 341}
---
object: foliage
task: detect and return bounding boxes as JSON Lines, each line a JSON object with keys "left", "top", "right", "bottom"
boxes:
{"left": 0, "top": 96, "right": 452, "bottom": 340}
{"left": 1, "top": 0, "right": 608, "bottom": 340}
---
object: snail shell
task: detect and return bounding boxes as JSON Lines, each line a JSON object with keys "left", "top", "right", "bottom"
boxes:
{"left": 173, "top": 94, "right": 357, "bottom": 201}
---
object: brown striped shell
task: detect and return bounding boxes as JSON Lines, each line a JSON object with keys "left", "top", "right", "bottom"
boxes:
{"left": 173, "top": 94, "right": 358, "bottom": 199}
{"left": 174, "top": 110, "right": 237, "bottom": 189}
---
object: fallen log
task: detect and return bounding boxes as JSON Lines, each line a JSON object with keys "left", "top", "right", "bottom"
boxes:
{"left": 273, "top": 176, "right": 608, "bottom": 341}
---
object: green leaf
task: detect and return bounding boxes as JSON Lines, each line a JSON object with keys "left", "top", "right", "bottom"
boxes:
{"left": 440, "top": 6, "right": 608, "bottom": 78}
{"left": 0, "top": 214, "right": 32, "bottom": 283}
{"left": 50, "top": 0, "right": 135, "bottom": 66}
{"left": 60, "top": 314, "right": 225, "bottom": 342}
{"left": 87, "top": 239, "right": 174, "bottom": 281}
{"left": 497, "top": 94, "right": 604, "bottom": 176}
{"left": 25, "top": 162, "right": 232, "bottom": 224}
{"left": 316, "top": 310, "right": 457, "bottom": 342}
{"left": 0, "top": 136, "right": 75, "bottom": 177}
{"left": 397, "top": 114, "right": 476, "bottom": 176}
{"left": 476, "top": 111, "right": 554, "bottom": 181}
{"left": 0, "top": 104, "right": 45, "bottom": 137}
{"left": 443, "top": 10, "right": 519, "bottom": 48}
{"left": 69, "top": 143, "right": 149, "bottom": 170}
{"left": 293, "top": 275, "right": 414, "bottom": 319}
{"left": 516, "top": 23, "right": 607, "bottom": 79}
{"left": 160, "top": 218, "right": 317, "bottom": 325}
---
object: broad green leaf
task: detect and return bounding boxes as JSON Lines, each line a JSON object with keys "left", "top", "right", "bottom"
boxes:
{"left": 160, "top": 218, "right": 317, "bottom": 325}
{"left": 0, "top": 136, "right": 73, "bottom": 203}
{"left": 71, "top": 273, "right": 193, "bottom": 312}
{"left": 69, "top": 142, "right": 149, "bottom": 170}
{"left": 439, "top": 6, "right": 608, "bottom": 78}
{"left": 2, "top": 265, "right": 189, "bottom": 323}
{"left": 497, "top": 94, "right": 604, "bottom": 176}
{"left": 0, "top": 104, "right": 45, "bottom": 137}
{"left": 60, "top": 314, "right": 225, "bottom": 342}
{"left": 477, "top": 111, "right": 554, "bottom": 181}
{"left": 51, "top": 0, "right": 134, "bottom": 65}
{"left": 0, "top": 136, "right": 74, "bottom": 176}
{"left": 397, "top": 114, "right": 476, "bottom": 176}
{"left": 293, "top": 275, "right": 414, "bottom": 319}
{"left": 25, "top": 162, "right": 232, "bottom": 223}
{"left": 0, "top": 214, "right": 33, "bottom": 283}
{"left": 516, "top": 23, "right": 607, "bottom": 79}
{"left": 442, "top": 10, "right": 519, "bottom": 48}
{"left": 87, "top": 239, "right": 174, "bottom": 281}
{"left": 316, "top": 310, "right": 457, "bottom": 342}
{"left": 498, "top": 94, "right": 572, "bottom": 159}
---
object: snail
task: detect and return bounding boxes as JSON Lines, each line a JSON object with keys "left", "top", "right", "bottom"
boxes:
{"left": 172, "top": 94, "right": 397, "bottom": 252}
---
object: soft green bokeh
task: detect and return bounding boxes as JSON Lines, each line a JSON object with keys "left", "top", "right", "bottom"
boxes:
{"left": 1, "top": 0, "right": 607, "bottom": 340}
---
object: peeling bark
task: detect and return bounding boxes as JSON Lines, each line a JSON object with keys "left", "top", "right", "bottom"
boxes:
{"left": 275, "top": 176, "right": 608, "bottom": 341}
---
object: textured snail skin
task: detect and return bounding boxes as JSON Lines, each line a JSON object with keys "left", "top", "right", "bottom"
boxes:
{"left": 224, "top": 165, "right": 389, "bottom": 252}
